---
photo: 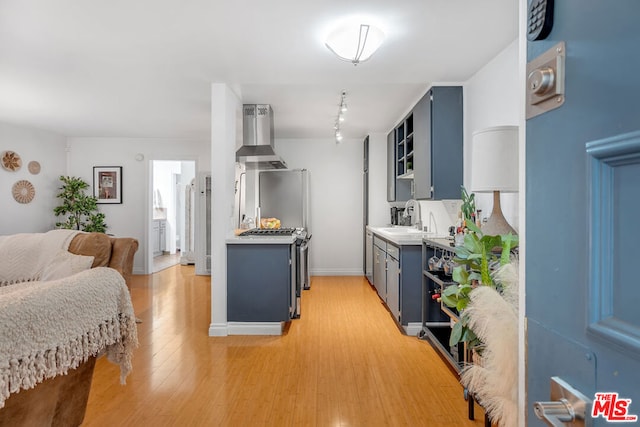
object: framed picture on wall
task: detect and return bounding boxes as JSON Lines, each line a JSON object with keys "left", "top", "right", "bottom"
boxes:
{"left": 93, "top": 166, "right": 122, "bottom": 204}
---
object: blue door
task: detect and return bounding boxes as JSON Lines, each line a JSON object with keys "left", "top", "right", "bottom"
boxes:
{"left": 526, "top": 1, "right": 640, "bottom": 425}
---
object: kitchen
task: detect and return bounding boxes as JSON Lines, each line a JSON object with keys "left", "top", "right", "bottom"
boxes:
{"left": 217, "top": 41, "right": 521, "bottom": 336}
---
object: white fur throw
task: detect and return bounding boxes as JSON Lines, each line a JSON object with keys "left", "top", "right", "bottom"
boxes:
{"left": 0, "top": 267, "right": 138, "bottom": 408}
{"left": 460, "top": 261, "right": 519, "bottom": 427}
{"left": 0, "top": 229, "right": 80, "bottom": 286}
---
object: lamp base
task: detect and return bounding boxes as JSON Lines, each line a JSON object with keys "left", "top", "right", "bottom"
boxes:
{"left": 480, "top": 191, "right": 517, "bottom": 236}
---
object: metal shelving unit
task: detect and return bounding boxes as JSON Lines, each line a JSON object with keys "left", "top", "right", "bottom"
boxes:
{"left": 420, "top": 237, "right": 490, "bottom": 425}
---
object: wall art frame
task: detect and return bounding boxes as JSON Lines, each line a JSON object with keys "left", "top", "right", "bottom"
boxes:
{"left": 93, "top": 166, "right": 122, "bottom": 204}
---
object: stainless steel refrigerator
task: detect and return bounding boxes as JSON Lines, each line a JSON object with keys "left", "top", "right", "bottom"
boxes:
{"left": 258, "top": 169, "right": 310, "bottom": 231}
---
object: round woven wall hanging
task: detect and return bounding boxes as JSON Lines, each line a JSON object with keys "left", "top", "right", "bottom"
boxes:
{"left": 2, "top": 151, "right": 22, "bottom": 171}
{"left": 28, "top": 160, "right": 41, "bottom": 175}
{"left": 12, "top": 180, "right": 35, "bottom": 204}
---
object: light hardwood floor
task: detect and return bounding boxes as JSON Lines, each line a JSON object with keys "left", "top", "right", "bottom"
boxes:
{"left": 83, "top": 266, "right": 485, "bottom": 426}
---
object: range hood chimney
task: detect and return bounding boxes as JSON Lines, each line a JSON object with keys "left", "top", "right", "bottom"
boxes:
{"left": 236, "top": 104, "right": 287, "bottom": 170}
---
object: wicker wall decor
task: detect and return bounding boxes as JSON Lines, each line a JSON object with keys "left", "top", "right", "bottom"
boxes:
{"left": 12, "top": 180, "right": 35, "bottom": 204}
{"left": 2, "top": 151, "right": 22, "bottom": 171}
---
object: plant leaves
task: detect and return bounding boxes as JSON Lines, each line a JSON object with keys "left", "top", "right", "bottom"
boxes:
{"left": 449, "top": 321, "right": 463, "bottom": 347}
{"left": 452, "top": 267, "right": 469, "bottom": 284}
{"left": 440, "top": 293, "right": 458, "bottom": 308}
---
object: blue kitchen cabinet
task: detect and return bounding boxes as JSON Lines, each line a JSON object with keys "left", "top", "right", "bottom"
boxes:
{"left": 227, "top": 243, "right": 294, "bottom": 322}
{"left": 412, "top": 86, "right": 463, "bottom": 200}
{"left": 371, "top": 233, "right": 423, "bottom": 329}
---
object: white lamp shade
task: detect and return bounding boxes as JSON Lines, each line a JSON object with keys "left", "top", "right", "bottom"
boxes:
{"left": 471, "top": 125, "right": 519, "bottom": 193}
{"left": 325, "top": 23, "right": 385, "bottom": 64}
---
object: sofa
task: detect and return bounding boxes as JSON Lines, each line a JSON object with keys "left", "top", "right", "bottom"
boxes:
{"left": 0, "top": 230, "right": 139, "bottom": 427}
{"left": 67, "top": 231, "right": 139, "bottom": 288}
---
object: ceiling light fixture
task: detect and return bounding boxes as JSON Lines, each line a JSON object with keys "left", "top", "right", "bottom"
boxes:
{"left": 325, "top": 23, "right": 385, "bottom": 65}
{"left": 334, "top": 91, "right": 347, "bottom": 143}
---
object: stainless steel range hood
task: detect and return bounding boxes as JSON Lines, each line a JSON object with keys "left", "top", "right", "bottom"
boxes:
{"left": 236, "top": 104, "right": 287, "bottom": 170}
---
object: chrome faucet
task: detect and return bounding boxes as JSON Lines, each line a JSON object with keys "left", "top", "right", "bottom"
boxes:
{"left": 403, "top": 199, "right": 422, "bottom": 230}
{"left": 428, "top": 211, "right": 438, "bottom": 235}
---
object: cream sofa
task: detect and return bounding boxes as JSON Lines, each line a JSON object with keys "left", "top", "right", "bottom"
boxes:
{"left": 0, "top": 230, "right": 139, "bottom": 427}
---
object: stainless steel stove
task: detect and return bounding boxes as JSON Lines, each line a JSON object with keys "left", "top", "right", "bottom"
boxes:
{"left": 238, "top": 227, "right": 297, "bottom": 236}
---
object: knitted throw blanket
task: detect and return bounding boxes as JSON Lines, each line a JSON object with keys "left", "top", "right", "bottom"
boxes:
{"left": 0, "top": 267, "right": 138, "bottom": 408}
{"left": 0, "top": 229, "right": 80, "bottom": 286}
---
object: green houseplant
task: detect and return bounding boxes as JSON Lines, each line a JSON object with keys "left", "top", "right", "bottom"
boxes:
{"left": 54, "top": 176, "right": 107, "bottom": 232}
{"left": 460, "top": 185, "right": 476, "bottom": 223}
{"left": 441, "top": 220, "right": 518, "bottom": 348}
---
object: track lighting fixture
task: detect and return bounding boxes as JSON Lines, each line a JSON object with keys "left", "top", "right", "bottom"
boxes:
{"left": 334, "top": 91, "right": 347, "bottom": 144}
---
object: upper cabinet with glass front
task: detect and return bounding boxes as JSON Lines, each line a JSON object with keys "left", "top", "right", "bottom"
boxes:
{"left": 388, "top": 85, "right": 462, "bottom": 201}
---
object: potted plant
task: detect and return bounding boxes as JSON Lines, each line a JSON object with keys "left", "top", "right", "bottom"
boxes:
{"left": 53, "top": 176, "right": 108, "bottom": 232}
{"left": 460, "top": 185, "right": 476, "bottom": 224}
{"left": 441, "top": 220, "right": 518, "bottom": 348}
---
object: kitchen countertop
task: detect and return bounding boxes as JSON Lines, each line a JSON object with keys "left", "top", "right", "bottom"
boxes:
{"left": 226, "top": 234, "right": 296, "bottom": 245}
{"left": 368, "top": 225, "right": 451, "bottom": 246}
{"left": 422, "top": 237, "right": 456, "bottom": 251}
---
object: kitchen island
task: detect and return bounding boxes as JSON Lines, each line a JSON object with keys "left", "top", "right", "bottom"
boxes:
{"left": 226, "top": 234, "right": 296, "bottom": 335}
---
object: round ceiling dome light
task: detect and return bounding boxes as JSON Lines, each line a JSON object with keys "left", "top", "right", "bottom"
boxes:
{"left": 325, "top": 23, "right": 385, "bottom": 65}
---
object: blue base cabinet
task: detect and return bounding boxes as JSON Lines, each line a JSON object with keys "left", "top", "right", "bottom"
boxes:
{"left": 370, "top": 235, "right": 423, "bottom": 328}
{"left": 398, "top": 245, "right": 422, "bottom": 326}
{"left": 227, "top": 243, "right": 293, "bottom": 322}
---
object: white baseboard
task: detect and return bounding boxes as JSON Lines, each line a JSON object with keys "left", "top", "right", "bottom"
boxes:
{"left": 227, "top": 322, "right": 284, "bottom": 335}
{"left": 311, "top": 268, "right": 364, "bottom": 276}
{"left": 208, "top": 323, "right": 228, "bottom": 336}
{"left": 403, "top": 322, "right": 423, "bottom": 337}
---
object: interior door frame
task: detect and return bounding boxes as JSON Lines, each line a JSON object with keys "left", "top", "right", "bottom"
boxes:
{"left": 517, "top": 1, "right": 528, "bottom": 424}
{"left": 146, "top": 157, "right": 198, "bottom": 274}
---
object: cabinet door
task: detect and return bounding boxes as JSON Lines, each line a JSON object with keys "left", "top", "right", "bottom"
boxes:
{"left": 159, "top": 220, "right": 166, "bottom": 252}
{"left": 430, "top": 86, "right": 463, "bottom": 200}
{"left": 386, "top": 255, "right": 400, "bottom": 322}
{"left": 413, "top": 87, "right": 463, "bottom": 200}
{"left": 373, "top": 246, "right": 386, "bottom": 298}
{"left": 386, "top": 131, "right": 395, "bottom": 202}
{"left": 413, "top": 91, "right": 432, "bottom": 199}
{"left": 365, "top": 231, "right": 373, "bottom": 284}
{"left": 152, "top": 221, "right": 161, "bottom": 256}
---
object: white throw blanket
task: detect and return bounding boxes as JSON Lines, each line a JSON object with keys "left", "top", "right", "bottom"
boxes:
{"left": 0, "top": 267, "right": 138, "bottom": 408}
{"left": 0, "top": 229, "right": 80, "bottom": 286}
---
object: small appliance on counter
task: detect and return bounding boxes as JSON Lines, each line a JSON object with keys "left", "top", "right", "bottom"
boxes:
{"left": 390, "top": 207, "right": 412, "bottom": 226}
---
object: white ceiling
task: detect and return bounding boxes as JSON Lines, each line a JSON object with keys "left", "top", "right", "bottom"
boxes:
{"left": 0, "top": 0, "right": 518, "bottom": 140}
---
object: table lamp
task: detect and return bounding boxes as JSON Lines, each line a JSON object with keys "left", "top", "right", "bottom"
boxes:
{"left": 471, "top": 126, "right": 519, "bottom": 236}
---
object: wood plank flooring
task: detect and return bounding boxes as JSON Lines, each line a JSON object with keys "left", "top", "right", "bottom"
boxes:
{"left": 83, "top": 266, "right": 485, "bottom": 426}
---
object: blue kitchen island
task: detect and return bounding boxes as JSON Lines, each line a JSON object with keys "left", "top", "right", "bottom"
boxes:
{"left": 226, "top": 234, "right": 296, "bottom": 335}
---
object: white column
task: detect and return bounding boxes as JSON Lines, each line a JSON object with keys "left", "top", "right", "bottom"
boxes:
{"left": 209, "top": 83, "right": 241, "bottom": 336}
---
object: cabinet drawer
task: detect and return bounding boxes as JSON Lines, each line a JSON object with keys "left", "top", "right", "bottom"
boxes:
{"left": 386, "top": 243, "right": 400, "bottom": 260}
{"left": 373, "top": 236, "right": 387, "bottom": 252}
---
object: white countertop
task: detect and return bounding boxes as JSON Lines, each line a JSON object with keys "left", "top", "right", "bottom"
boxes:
{"left": 422, "top": 237, "right": 456, "bottom": 251}
{"left": 367, "top": 225, "right": 451, "bottom": 246}
{"left": 226, "top": 234, "right": 296, "bottom": 245}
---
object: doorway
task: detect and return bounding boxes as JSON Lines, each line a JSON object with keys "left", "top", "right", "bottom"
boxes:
{"left": 150, "top": 160, "right": 196, "bottom": 273}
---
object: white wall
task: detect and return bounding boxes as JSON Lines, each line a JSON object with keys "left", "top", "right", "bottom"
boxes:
{"left": 368, "top": 132, "right": 390, "bottom": 227}
{"left": 0, "top": 122, "right": 67, "bottom": 234}
{"left": 464, "top": 39, "right": 520, "bottom": 230}
{"left": 66, "top": 138, "right": 210, "bottom": 274}
{"left": 276, "top": 137, "right": 363, "bottom": 275}
{"left": 209, "top": 83, "right": 241, "bottom": 336}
